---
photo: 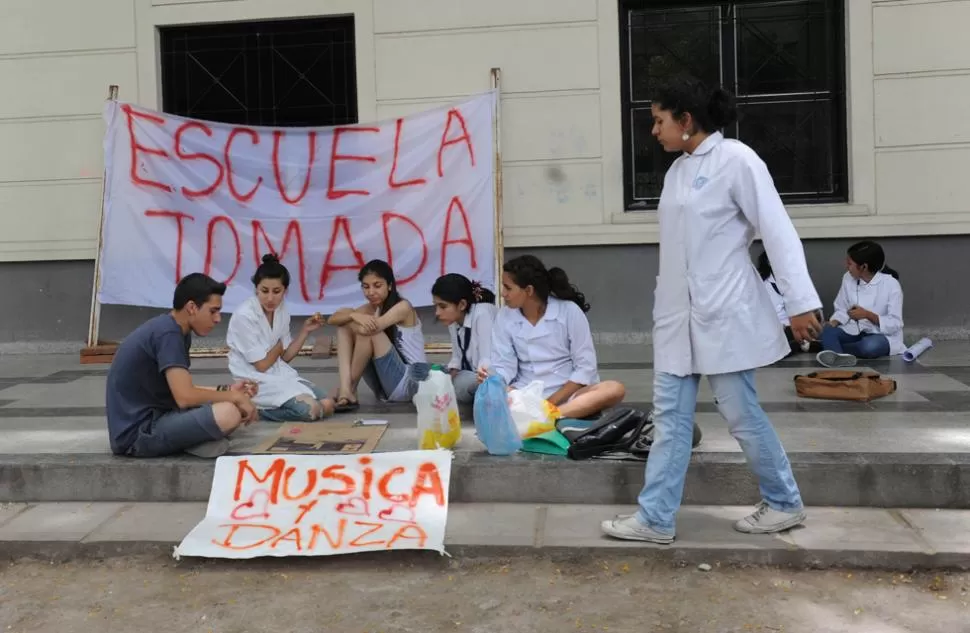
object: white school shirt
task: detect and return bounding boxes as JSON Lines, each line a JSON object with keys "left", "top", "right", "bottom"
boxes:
{"left": 490, "top": 296, "right": 600, "bottom": 400}
{"left": 763, "top": 275, "right": 791, "bottom": 327}
{"left": 653, "top": 132, "right": 822, "bottom": 376}
{"left": 446, "top": 303, "right": 498, "bottom": 372}
{"left": 226, "top": 296, "right": 315, "bottom": 408}
{"left": 830, "top": 271, "right": 905, "bottom": 355}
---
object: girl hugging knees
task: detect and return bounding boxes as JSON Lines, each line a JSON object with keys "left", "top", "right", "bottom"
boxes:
{"left": 486, "top": 255, "right": 626, "bottom": 420}
{"left": 329, "top": 259, "right": 430, "bottom": 411}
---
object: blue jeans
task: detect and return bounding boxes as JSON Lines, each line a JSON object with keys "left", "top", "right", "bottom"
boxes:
{"left": 821, "top": 325, "right": 890, "bottom": 358}
{"left": 261, "top": 383, "right": 328, "bottom": 422}
{"left": 636, "top": 370, "right": 803, "bottom": 534}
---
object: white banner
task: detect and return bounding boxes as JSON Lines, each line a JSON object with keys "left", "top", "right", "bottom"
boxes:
{"left": 174, "top": 451, "right": 453, "bottom": 559}
{"left": 98, "top": 93, "right": 496, "bottom": 314}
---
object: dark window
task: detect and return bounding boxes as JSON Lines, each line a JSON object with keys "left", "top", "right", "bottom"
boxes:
{"left": 160, "top": 16, "right": 357, "bottom": 127}
{"left": 620, "top": 1, "right": 846, "bottom": 209}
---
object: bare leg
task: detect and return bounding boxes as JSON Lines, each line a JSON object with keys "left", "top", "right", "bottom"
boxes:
{"left": 336, "top": 325, "right": 358, "bottom": 401}
{"left": 557, "top": 380, "right": 626, "bottom": 419}
{"left": 212, "top": 401, "right": 245, "bottom": 434}
{"left": 318, "top": 398, "right": 335, "bottom": 417}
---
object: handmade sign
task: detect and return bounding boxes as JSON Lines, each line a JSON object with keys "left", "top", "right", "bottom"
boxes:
{"left": 174, "top": 451, "right": 453, "bottom": 559}
{"left": 98, "top": 93, "right": 496, "bottom": 314}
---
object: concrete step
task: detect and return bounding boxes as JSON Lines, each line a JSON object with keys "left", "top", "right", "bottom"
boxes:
{"left": 2, "top": 450, "right": 968, "bottom": 508}
{"left": 1, "top": 501, "right": 968, "bottom": 571}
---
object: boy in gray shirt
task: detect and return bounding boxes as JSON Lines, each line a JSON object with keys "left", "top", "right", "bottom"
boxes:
{"left": 106, "top": 273, "right": 257, "bottom": 458}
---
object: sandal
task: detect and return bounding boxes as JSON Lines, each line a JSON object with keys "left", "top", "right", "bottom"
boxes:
{"left": 333, "top": 397, "right": 359, "bottom": 413}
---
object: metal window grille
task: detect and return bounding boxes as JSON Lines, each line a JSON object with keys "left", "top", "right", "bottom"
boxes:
{"left": 160, "top": 16, "right": 358, "bottom": 127}
{"left": 620, "top": 0, "right": 847, "bottom": 209}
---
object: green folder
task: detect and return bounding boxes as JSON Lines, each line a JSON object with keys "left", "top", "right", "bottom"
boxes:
{"left": 520, "top": 429, "right": 570, "bottom": 456}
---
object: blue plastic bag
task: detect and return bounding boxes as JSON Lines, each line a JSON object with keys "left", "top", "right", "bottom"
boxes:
{"left": 473, "top": 375, "right": 523, "bottom": 456}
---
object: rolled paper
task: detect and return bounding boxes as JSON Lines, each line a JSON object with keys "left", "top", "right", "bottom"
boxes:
{"left": 902, "top": 337, "right": 933, "bottom": 363}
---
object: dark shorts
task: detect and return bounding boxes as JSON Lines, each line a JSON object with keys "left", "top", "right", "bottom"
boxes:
{"left": 361, "top": 347, "right": 421, "bottom": 402}
{"left": 124, "top": 405, "right": 223, "bottom": 458}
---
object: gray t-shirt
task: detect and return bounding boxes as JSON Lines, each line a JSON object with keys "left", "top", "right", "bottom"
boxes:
{"left": 106, "top": 314, "right": 192, "bottom": 454}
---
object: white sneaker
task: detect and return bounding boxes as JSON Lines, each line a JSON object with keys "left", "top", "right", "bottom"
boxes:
{"left": 816, "top": 350, "right": 857, "bottom": 369}
{"left": 734, "top": 501, "right": 805, "bottom": 534}
{"left": 601, "top": 516, "right": 675, "bottom": 544}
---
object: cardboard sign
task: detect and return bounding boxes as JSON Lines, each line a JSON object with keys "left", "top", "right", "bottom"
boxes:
{"left": 174, "top": 451, "right": 452, "bottom": 559}
{"left": 98, "top": 93, "right": 496, "bottom": 314}
{"left": 251, "top": 420, "right": 387, "bottom": 455}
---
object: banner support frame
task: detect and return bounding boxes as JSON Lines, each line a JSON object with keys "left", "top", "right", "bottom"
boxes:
{"left": 490, "top": 68, "right": 505, "bottom": 307}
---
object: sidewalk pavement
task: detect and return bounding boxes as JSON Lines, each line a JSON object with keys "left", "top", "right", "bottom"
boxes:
{"left": 1, "top": 502, "right": 968, "bottom": 571}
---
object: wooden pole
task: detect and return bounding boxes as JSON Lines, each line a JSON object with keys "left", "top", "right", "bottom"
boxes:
{"left": 490, "top": 68, "right": 505, "bottom": 306}
{"left": 84, "top": 85, "right": 119, "bottom": 354}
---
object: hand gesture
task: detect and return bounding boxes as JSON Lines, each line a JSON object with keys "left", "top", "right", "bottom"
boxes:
{"left": 230, "top": 380, "right": 259, "bottom": 398}
{"left": 847, "top": 306, "right": 872, "bottom": 322}
{"left": 303, "top": 312, "right": 324, "bottom": 333}
{"left": 476, "top": 366, "right": 490, "bottom": 384}
{"left": 789, "top": 311, "right": 822, "bottom": 343}
{"left": 352, "top": 312, "right": 380, "bottom": 334}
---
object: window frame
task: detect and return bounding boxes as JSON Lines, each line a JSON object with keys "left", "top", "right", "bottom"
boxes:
{"left": 619, "top": 0, "right": 848, "bottom": 211}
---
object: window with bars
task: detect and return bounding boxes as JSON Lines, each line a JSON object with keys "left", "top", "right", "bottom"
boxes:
{"left": 620, "top": 0, "right": 847, "bottom": 210}
{"left": 159, "top": 16, "right": 357, "bottom": 128}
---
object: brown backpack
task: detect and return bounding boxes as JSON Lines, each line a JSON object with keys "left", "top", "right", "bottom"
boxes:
{"left": 793, "top": 370, "right": 897, "bottom": 402}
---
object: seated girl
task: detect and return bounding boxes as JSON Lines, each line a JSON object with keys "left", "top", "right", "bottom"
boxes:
{"left": 818, "top": 240, "right": 904, "bottom": 368}
{"left": 226, "top": 254, "right": 334, "bottom": 421}
{"left": 756, "top": 250, "right": 821, "bottom": 356}
{"left": 328, "top": 259, "right": 429, "bottom": 411}
{"left": 485, "top": 254, "right": 625, "bottom": 419}
{"left": 432, "top": 273, "right": 498, "bottom": 404}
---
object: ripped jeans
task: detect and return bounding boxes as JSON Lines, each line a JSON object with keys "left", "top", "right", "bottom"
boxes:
{"left": 261, "top": 383, "right": 329, "bottom": 422}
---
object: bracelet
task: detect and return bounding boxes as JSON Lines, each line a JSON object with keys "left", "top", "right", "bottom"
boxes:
{"left": 216, "top": 384, "right": 229, "bottom": 392}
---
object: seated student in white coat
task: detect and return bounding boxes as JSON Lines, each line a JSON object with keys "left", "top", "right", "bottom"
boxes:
{"left": 431, "top": 273, "right": 498, "bottom": 404}
{"left": 818, "top": 240, "right": 904, "bottom": 368}
{"left": 328, "top": 259, "right": 430, "bottom": 411}
{"left": 226, "top": 254, "right": 335, "bottom": 421}
{"left": 485, "top": 255, "right": 625, "bottom": 420}
{"left": 601, "top": 76, "right": 823, "bottom": 545}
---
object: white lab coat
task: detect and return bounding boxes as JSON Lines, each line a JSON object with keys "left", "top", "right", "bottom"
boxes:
{"left": 653, "top": 132, "right": 822, "bottom": 376}
{"left": 446, "top": 302, "right": 498, "bottom": 372}
{"left": 830, "top": 271, "right": 905, "bottom": 355}
{"left": 491, "top": 296, "right": 600, "bottom": 399}
{"left": 226, "top": 296, "right": 315, "bottom": 408}
{"left": 763, "top": 275, "right": 791, "bottom": 327}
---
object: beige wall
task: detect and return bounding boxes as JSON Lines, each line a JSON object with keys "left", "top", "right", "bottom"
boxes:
{"left": 2, "top": 0, "right": 969, "bottom": 262}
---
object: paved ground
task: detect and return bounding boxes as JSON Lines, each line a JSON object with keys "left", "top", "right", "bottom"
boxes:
{"left": 1, "top": 501, "right": 969, "bottom": 570}
{"left": 0, "top": 342, "right": 969, "bottom": 455}
{"left": 1, "top": 555, "right": 967, "bottom": 633}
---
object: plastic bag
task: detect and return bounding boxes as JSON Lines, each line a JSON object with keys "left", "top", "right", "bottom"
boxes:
{"left": 412, "top": 370, "right": 462, "bottom": 450}
{"left": 508, "top": 381, "right": 561, "bottom": 439}
{"left": 472, "top": 375, "right": 522, "bottom": 455}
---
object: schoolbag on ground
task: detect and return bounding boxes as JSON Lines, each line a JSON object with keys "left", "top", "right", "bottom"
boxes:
{"left": 793, "top": 370, "right": 897, "bottom": 402}
{"left": 557, "top": 407, "right": 703, "bottom": 461}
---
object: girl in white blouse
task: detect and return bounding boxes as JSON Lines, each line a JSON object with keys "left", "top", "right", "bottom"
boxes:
{"left": 328, "top": 259, "right": 429, "bottom": 411}
{"left": 226, "top": 254, "right": 334, "bottom": 421}
{"left": 818, "top": 240, "right": 904, "bottom": 368}
{"left": 432, "top": 273, "right": 498, "bottom": 404}
{"left": 486, "top": 255, "right": 625, "bottom": 419}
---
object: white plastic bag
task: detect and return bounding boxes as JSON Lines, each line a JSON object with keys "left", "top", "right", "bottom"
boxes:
{"left": 507, "top": 381, "right": 561, "bottom": 439}
{"left": 413, "top": 370, "right": 462, "bottom": 450}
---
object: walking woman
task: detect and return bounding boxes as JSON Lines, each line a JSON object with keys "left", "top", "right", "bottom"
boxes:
{"left": 601, "top": 77, "right": 823, "bottom": 544}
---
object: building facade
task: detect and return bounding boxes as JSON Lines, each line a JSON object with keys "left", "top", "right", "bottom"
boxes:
{"left": 2, "top": 0, "right": 968, "bottom": 350}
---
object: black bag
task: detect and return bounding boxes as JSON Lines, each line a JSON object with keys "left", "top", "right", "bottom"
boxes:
{"left": 558, "top": 407, "right": 703, "bottom": 461}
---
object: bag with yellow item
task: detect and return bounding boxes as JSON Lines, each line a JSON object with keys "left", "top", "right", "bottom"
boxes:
{"left": 508, "top": 381, "right": 561, "bottom": 439}
{"left": 412, "top": 369, "right": 462, "bottom": 449}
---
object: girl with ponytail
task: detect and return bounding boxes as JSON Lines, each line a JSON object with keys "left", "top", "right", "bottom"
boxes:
{"left": 432, "top": 273, "right": 498, "bottom": 404}
{"left": 226, "top": 254, "right": 334, "bottom": 421}
{"left": 486, "top": 254, "right": 625, "bottom": 419}
{"left": 603, "top": 75, "right": 822, "bottom": 544}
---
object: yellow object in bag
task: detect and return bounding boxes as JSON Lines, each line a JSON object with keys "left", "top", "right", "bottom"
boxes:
{"left": 413, "top": 370, "right": 462, "bottom": 449}
{"left": 508, "top": 381, "right": 561, "bottom": 439}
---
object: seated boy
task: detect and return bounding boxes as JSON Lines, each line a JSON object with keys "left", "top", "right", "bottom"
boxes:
{"left": 106, "top": 273, "right": 258, "bottom": 458}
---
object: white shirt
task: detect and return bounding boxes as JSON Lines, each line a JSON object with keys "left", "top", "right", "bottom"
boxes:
{"left": 653, "top": 132, "right": 822, "bottom": 376}
{"left": 763, "top": 275, "right": 791, "bottom": 326}
{"left": 446, "top": 303, "right": 498, "bottom": 372}
{"left": 831, "top": 271, "right": 905, "bottom": 355}
{"left": 226, "top": 296, "right": 315, "bottom": 408}
{"left": 490, "top": 296, "right": 600, "bottom": 399}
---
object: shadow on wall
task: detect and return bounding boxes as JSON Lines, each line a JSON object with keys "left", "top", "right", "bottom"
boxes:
{"left": 1, "top": 235, "right": 969, "bottom": 348}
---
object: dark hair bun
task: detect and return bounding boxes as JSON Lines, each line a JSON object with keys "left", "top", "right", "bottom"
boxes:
{"left": 707, "top": 88, "right": 737, "bottom": 129}
{"left": 261, "top": 253, "right": 280, "bottom": 265}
